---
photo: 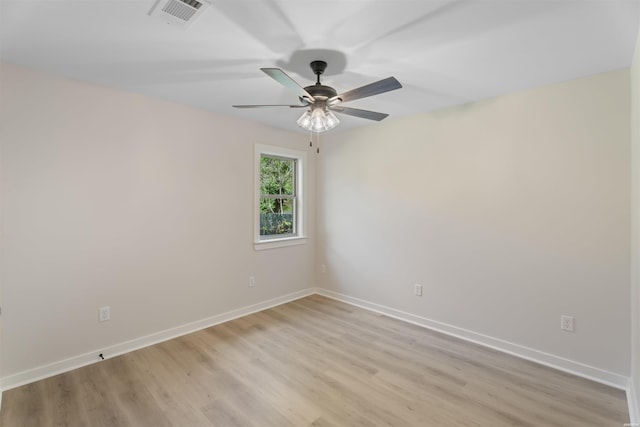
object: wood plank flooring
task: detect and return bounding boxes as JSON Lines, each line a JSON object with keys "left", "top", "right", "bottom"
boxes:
{"left": 0, "top": 295, "right": 629, "bottom": 426}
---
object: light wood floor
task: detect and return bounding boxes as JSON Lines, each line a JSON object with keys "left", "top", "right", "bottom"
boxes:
{"left": 0, "top": 295, "right": 629, "bottom": 426}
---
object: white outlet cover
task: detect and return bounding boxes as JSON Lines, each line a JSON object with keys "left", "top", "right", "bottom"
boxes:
{"left": 414, "top": 284, "right": 423, "bottom": 296}
{"left": 560, "top": 315, "right": 574, "bottom": 332}
{"left": 99, "top": 306, "right": 111, "bottom": 322}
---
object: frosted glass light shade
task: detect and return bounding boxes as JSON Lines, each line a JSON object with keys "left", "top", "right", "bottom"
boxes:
{"left": 296, "top": 110, "right": 312, "bottom": 128}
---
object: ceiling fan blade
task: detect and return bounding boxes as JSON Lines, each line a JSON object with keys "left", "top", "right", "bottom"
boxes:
{"left": 331, "top": 77, "right": 402, "bottom": 104}
{"left": 330, "top": 106, "right": 389, "bottom": 121}
{"left": 261, "top": 68, "right": 315, "bottom": 102}
{"left": 233, "top": 104, "right": 307, "bottom": 108}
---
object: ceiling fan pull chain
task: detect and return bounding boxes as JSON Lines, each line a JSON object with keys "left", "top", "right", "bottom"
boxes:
{"left": 316, "top": 133, "right": 321, "bottom": 154}
{"left": 309, "top": 130, "right": 313, "bottom": 147}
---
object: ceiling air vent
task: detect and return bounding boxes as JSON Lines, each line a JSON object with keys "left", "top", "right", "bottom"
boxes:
{"left": 148, "top": 0, "right": 211, "bottom": 28}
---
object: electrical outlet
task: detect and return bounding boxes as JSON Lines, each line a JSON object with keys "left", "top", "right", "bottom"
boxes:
{"left": 249, "top": 276, "right": 256, "bottom": 287}
{"left": 414, "top": 283, "right": 423, "bottom": 296}
{"left": 560, "top": 315, "right": 574, "bottom": 332}
{"left": 99, "top": 306, "right": 111, "bottom": 322}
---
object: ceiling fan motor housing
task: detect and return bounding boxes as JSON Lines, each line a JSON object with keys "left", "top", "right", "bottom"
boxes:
{"left": 302, "top": 84, "right": 337, "bottom": 101}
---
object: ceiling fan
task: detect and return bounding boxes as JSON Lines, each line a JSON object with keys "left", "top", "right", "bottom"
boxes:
{"left": 233, "top": 61, "right": 402, "bottom": 132}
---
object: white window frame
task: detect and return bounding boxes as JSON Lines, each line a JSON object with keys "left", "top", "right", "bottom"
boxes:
{"left": 254, "top": 144, "right": 307, "bottom": 250}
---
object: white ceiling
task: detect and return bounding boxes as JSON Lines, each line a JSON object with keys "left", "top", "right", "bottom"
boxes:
{"left": 1, "top": 0, "right": 639, "bottom": 133}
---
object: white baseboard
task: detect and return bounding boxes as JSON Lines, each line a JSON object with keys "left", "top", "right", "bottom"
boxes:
{"left": 0, "top": 287, "right": 630, "bottom": 397}
{"left": 315, "top": 288, "right": 629, "bottom": 390}
{"left": 0, "top": 288, "right": 315, "bottom": 391}
{"left": 629, "top": 380, "right": 640, "bottom": 424}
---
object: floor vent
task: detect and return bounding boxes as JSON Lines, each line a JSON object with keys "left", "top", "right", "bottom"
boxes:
{"left": 148, "top": 0, "right": 210, "bottom": 28}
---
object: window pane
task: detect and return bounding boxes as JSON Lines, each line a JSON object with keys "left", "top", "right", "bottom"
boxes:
{"left": 260, "top": 156, "right": 295, "bottom": 196}
{"left": 260, "top": 197, "right": 294, "bottom": 236}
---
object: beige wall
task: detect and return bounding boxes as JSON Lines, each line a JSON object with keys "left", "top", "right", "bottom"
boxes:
{"left": 0, "top": 62, "right": 316, "bottom": 380}
{"left": 0, "top": 58, "right": 635, "bottom": 396}
{"left": 631, "top": 21, "right": 640, "bottom": 420}
{"left": 318, "top": 70, "right": 631, "bottom": 380}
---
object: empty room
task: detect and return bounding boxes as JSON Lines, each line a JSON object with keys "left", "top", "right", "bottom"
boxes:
{"left": 1, "top": 0, "right": 640, "bottom": 425}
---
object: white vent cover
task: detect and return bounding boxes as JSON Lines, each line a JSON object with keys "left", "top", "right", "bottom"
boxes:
{"left": 148, "top": 0, "right": 211, "bottom": 28}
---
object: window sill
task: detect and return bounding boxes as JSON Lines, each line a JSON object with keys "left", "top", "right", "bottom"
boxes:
{"left": 254, "top": 236, "right": 308, "bottom": 251}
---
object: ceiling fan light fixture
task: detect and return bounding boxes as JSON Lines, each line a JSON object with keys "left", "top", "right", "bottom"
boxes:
{"left": 297, "top": 107, "right": 339, "bottom": 133}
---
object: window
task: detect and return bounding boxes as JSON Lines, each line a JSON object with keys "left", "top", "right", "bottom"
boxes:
{"left": 254, "top": 144, "right": 306, "bottom": 250}
{"left": 260, "top": 155, "right": 296, "bottom": 237}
